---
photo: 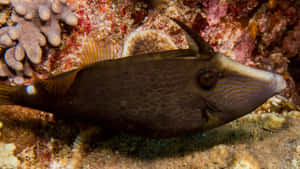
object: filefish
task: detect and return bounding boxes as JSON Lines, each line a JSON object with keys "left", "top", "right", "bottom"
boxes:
{"left": 0, "top": 19, "right": 286, "bottom": 137}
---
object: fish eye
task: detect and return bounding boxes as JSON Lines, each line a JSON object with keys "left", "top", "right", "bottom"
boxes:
{"left": 197, "top": 69, "right": 218, "bottom": 89}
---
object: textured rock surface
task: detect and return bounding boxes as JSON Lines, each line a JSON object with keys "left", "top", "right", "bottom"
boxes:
{"left": 0, "top": 142, "right": 20, "bottom": 168}
{"left": 0, "top": 105, "right": 299, "bottom": 169}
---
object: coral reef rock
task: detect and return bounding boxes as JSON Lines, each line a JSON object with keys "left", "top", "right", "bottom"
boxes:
{"left": 0, "top": 106, "right": 299, "bottom": 169}
{"left": 122, "top": 30, "right": 177, "bottom": 56}
{"left": 0, "top": 142, "right": 20, "bottom": 169}
{"left": 0, "top": 0, "right": 77, "bottom": 84}
{"left": 0, "top": 0, "right": 299, "bottom": 168}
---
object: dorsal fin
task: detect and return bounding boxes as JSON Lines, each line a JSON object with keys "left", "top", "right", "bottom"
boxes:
{"left": 170, "top": 18, "right": 215, "bottom": 59}
{"left": 33, "top": 70, "right": 78, "bottom": 95}
{"left": 32, "top": 38, "right": 115, "bottom": 95}
{"left": 122, "top": 30, "right": 177, "bottom": 57}
{"left": 80, "top": 38, "right": 116, "bottom": 67}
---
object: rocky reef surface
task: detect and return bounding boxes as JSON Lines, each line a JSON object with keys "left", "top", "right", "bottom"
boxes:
{"left": 0, "top": 105, "right": 299, "bottom": 169}
{"left": 0, "top": 0, "right": 299, "bottom": 168}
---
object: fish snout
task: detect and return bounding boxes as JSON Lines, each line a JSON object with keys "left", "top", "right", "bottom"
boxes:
{"left": 271, "top": 73, "right": 287, "bottom": 94}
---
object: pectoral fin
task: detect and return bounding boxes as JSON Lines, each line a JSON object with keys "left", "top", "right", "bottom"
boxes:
{"left": 33, "top": 70, "right": 78, "bottom": 95}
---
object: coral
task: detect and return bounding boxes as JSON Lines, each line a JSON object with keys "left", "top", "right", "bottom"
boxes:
{"left": 282, "top": 20, "right": 300, "bottom": 58}
{"left": 0, "top": 142, "right": 20, "bottom": 168}
{"left": 0, "top": 102, "right": 299, "bottom": 168}
{"left": 202, "top": 0, "right": 228, "bottom": 26}
{"left": 0, "top": 27, "right": 15, "bottom": 48}
{"left": 247, "top": 1, "right": 298, "bottom": 76}
{"left": 16, "top": 124, "right": 100, "bottom": 169}
{"left": 201, "top": 18, "right": 255, "bottom": 64}
{"left": 255, "top": 95, "right": 298, "bottom": 115}
{"left": 285, "top": 111, "right": 300, "bottom": 117}
{"left": 0, "top": 121, "right": 2, "bottom": 137}
{"left": 231, "top": 152, "right": 260, "bottom": 169}
{"left": 0, "top": 6, "right": 10, "bottom": 27}
{"left": 65, "top": 134, "right": 83, "bottom": 169}
{"left": 0, "top": 105, "right": 55, "bottom": 124}
{"left": 66, "top": 126, "right": 100, "bottom": 169}
{"left": 0, "top": 0, "right": 77, "bottom": 84}
{"left": 122, "top": 30, "right": 177, "bottom": 56}
{"left": 132, "top": 15, "right": 190, "bottom": 50}
{"left": 0, "top": 0, "right": 10, "bottom": 5}
{"left": 78, "top": 110, "right": 300, "bottom": 169}
{"left": 184, "top": 0, "right": 299, "bottom": 103}
{"left": 260, "top": 113, "right": 286, "bottom": 130}
{"left": 0, "top": 0, "right": 299, "bottom": 168}
{"left": 17, "top": 141, "right": 52, "bottom": 169}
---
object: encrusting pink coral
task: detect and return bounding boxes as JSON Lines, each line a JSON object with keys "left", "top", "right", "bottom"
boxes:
{"left": 282, "top": 21, "right": 300, "bottom": 58}
{"left": 202, "top": 0, "right": 228, "bottom": 26}
{"left": 201, "top": 19, "right": 255, "bottom": 65}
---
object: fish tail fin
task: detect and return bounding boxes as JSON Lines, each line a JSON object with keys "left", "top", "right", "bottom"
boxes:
{"left": 0, "top": 83, "right": 18, "bottom": 105}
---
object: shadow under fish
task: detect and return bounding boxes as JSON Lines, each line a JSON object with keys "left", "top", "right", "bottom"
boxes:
{"left": 0, "top": 19, "right": 286, "bottom": 138}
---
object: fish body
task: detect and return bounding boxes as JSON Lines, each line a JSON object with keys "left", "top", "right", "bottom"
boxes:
{"left": 0, "top": 19, "right": 286, "bottom": 137}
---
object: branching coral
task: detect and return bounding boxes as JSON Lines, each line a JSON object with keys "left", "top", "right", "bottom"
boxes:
{"left": 0, "top": 0, "right": 77, "bottom": 84}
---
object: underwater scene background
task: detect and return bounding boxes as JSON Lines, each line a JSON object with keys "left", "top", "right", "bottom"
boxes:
{"left": 0, "top": 0, "right": 299, "bottom": 168}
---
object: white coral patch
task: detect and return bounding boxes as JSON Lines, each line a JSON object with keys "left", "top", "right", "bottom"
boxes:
{"left": 0, "top": 142, "right": 20, "bottom": 168}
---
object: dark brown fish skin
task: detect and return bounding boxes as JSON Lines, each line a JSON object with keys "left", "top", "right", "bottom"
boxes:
{"left": 10, "top": 20, "right": 286, "bottom": 138}
{"left": 33, "top": 50, "right": 216, "bottom": 138}
{"left": 14, "top": 50, "right": 283, "bottom": 138}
